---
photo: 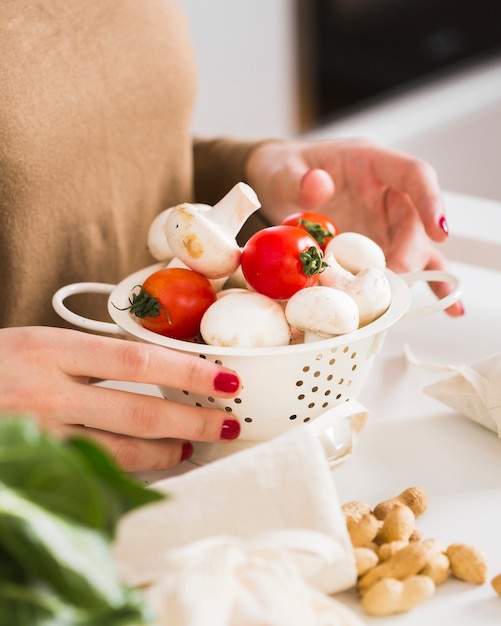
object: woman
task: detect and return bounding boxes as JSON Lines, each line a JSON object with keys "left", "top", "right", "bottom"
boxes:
{"left": 0, "top": 0, "right": 463, "bottom": 471}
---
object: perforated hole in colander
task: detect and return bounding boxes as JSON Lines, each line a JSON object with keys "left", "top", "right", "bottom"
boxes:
{"left": 289, "top": 345, "right": 361, "bottom": 422}
{"left": 163, "top": 344, "right": 364, "bottom": 427}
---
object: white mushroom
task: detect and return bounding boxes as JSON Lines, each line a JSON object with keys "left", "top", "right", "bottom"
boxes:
{"left": 222, "top": 263, "right": 252, "bottom": 291}
{"left": 344, "top": 267, "right": 392, "bottom": 327}
{"left": 200, "top": 291, "right": 291, "bottom": 347}
{"left": 319, "top": 252, "right": 355, "bottom": 290}
{"left": 164, "top": 182, "right": 261, "bottom": 279}
{"left": 319, "top": 233, "right": 391, "bottom": 327}
{"left": 166, "top": 256, "right": 227, "bottom": 293}
{"left": 147, "top": 203, "right": 210, "bottom": 261}
{"left": 147, "top": 208, "right": 174, "bottom": 261}
{"left": 285, "top": 286, "right": 359, "bottom": 343}
{"left": 325, "top": 232, "right": 386, "bottom": 273}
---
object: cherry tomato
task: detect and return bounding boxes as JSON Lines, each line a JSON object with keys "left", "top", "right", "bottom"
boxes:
{"left": 124, "top": 267, "right": 217, "bottom": 339}
{"left": 281, "top": 211, "right": 338, "bottom": 251}
{"left": 240, "top": 225, "right": 326, "bottom": 300}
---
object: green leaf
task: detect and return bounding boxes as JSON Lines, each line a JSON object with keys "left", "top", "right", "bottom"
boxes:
{"left": 0, "top": 582, "right": 153, "bottom": 626}
{"left": 0, "top": 417, "right": 162, "bottom": 625}
{"left": 0, "top": 418, "right": 164, "bottom": 535}
{"left": 69, "top": 436, "right": 165, "bottom": 535}
{"left": 0, "top": 484, "right": 125, "bottom": 610}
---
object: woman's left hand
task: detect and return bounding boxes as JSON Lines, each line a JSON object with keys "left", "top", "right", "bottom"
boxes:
{"left": 245, "top": 138, "right": 464, "bottom": 317}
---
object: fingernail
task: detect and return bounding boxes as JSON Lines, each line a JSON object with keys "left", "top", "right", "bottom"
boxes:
{"left": 214, "top": 372, "right": 240, "bottom": 393}
{"left": 456, "top": 301, "right": 465, "bottom": 316}
{"left": 438, "top": 214, "right": 449, "bottom": 235}
{"left": 180, "top": 441, "right": 193, "bottom": 462}
{"left": 220, "top": 419, "right": 241, "bottom": 440}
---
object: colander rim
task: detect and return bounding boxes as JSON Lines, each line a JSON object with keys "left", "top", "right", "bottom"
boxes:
{"left": 108, "top": 263, "right": 412, "bottom": 356}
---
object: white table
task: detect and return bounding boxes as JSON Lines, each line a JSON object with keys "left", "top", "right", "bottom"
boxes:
{"left": 108, "top": 191, "right": 501, "bottom": 624}
{"left": 329, "top": 190, "right": 501, "bottom": 623}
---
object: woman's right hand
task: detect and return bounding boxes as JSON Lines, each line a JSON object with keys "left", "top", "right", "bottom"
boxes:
{"left": 0, "top": 326, "right": 242, "bottom": 472}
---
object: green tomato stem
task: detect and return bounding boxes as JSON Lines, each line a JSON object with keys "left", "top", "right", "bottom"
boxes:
{"left": 299, "top": 247, "right": 327, "bottom": 277}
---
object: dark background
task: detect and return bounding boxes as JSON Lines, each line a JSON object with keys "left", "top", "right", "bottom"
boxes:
{"left": 295, "top": 0, "right": 501, "bottom": 131}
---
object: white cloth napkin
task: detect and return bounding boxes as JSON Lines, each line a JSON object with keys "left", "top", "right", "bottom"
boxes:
{"left": 113, "top": 426, "right": 362, "bottom": 626}
{"left": 405, "top": 346, "right": 501, "bottom": 436}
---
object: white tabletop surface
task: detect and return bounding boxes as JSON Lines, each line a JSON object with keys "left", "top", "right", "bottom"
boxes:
{"left": 329, "top": 191, "right": 501, "bottom": 623}
{"left": 104, "top": 190, "right": 501, "bottom": 624}
{"left": 331, "top": 258, "right": 501, "bottom": 624}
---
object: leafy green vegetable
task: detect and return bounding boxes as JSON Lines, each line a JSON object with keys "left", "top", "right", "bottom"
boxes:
{"left": 0, "top": 417, "right": 163, "bottom": 535}
{"left": 0, "top": 416, "right": 165, "bottom": 625}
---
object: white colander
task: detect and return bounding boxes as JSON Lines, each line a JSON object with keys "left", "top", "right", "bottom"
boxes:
{"left": 53, "top": 263, "right": 460, "bottom": 465}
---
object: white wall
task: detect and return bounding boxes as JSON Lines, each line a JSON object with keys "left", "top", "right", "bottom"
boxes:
{"left": 179, "top": 0, "right": 296, "bottom": 138}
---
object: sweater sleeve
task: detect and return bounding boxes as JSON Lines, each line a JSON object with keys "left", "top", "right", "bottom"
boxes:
{"left": 192, "top": 136, "right": 273, "bottom": 242}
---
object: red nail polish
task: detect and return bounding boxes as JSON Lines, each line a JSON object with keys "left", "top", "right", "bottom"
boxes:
{"left": 214, "top": 372, "right": 240, "bottom": 393}
{"left": 180, "top": 441, "right": 193, "bottom": 462}
{"left": 220, "top": 419, "right": 241, "bottom": 440}
{"left": 439, "top": 214, "right": 449, "bottom": 235}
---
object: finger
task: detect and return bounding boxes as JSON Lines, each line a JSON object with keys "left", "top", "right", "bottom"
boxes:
{"left": 57, "top": 331, "right": 241, "bottom": 397}
{"left": 383, "top": 190, "right": 430, "bottom": 274}
{"left": 65, "top": 425, "right": 194, "bottom": 472}
{"left": 298, "top": 168, "right": 335, "bottom": 211}
{"left": 367, "top": 145, "right": 448, "bottom": 243}
{"left": 382, "top": 190, "right": 464, "bottom": 318}
{"left": 62, "top": 383, "right": 241, "bottom": 442}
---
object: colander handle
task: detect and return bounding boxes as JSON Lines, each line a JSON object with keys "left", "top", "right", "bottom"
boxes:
{"left": 398, "top": 270, "right": 461, "bottom": 321}
{"left": 52, "top": 282, "right": 124, "bottom": 335}
{"left": 307, "top": 399, "right": 369, "bottom": 467}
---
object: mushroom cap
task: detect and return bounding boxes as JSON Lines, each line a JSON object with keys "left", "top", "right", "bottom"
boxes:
{"left": 164, "top": 203, "right": 241, "bottom": 279}
{"left": 285, "top": 286, "right": 359, "bottom": 338}
{"left": 345, "top": 267, "right": 392, "bottom": 327}
{"left": 326, "top": 232, "right": 386, "bottom": 274}
{"left": 147, "top": 207, "right": 175, "bottom": 261}
{"left": 200, "top": 291, "right": 291, "bottom": 347}
{"left": 147, "top": 203, "right": 210, "bottom": 262}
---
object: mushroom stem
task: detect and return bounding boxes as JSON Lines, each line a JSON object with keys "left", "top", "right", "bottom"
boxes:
{"left": 319, "top": 252, "right": 355, "bottom": 290}
{"left": 209, "top": 182, "right": 261, "bottom": 237}
{"left": 345, "top": 267, "right": 392, "bottom": 327}
{"left": 285, "top": 286, "right": 359, "bottom": 343}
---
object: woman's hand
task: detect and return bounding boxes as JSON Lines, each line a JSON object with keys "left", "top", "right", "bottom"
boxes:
{"left": 0, "top": 326, "right": 242, "bottom": 472}
{"left": 246, "top": 138, "right": 464, "bottom": 316}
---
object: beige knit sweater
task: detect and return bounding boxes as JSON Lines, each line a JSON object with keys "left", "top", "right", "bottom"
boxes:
{"left": 0, "top": 0, "right": 262, "bottom": 328}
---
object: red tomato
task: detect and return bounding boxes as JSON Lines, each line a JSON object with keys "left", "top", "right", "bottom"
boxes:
{"left": 281, "top": 211, "right": 338, "bottom": 251}
{"left": 240, "top": 225, "right": 326, "bottom": 300}
{"left": 124, "top": 267, "right": 217, "bottom": 339}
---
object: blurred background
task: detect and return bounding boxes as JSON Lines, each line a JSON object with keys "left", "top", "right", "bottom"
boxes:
{"left": 180, "top": 0, "right": 501, "bottom": 201}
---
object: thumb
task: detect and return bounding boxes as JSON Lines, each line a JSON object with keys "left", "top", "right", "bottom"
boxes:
{"left": 298, "top": 168, "right": 335, "bottom": 211}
